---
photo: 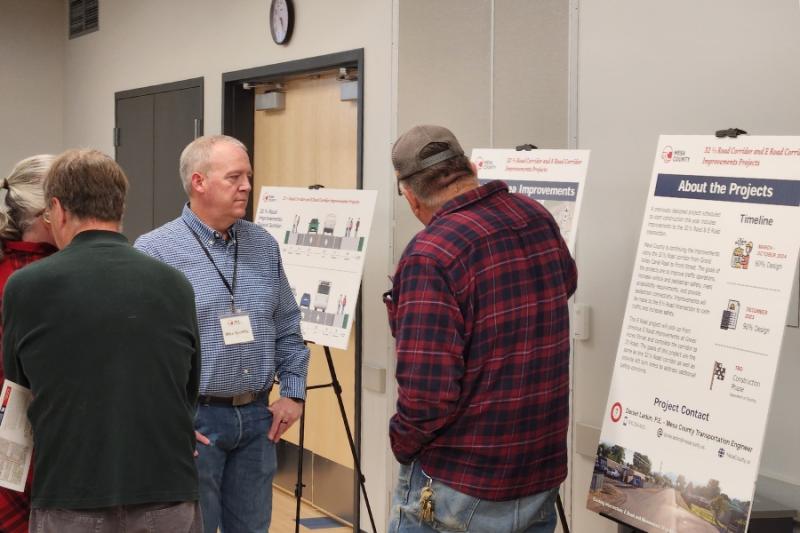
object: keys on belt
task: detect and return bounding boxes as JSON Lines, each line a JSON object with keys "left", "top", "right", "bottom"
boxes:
{"left": 198, "top": 390, "right": 269, "bottom": 406}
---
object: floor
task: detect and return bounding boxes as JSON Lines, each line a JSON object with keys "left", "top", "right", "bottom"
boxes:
{"left": 270, "top": 488, "right": 353, "bottom": 533}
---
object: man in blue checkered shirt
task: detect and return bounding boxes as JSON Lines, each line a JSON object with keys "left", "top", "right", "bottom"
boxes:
{"left": 135, "top": 135, "right": 309, "bottom": 533}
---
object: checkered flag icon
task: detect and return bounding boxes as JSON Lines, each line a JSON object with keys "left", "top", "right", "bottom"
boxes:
{"left": 713, "top": 361, "right": 726, "bottom": 381}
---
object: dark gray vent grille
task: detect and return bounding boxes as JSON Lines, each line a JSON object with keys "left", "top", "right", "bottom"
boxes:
{"left": 69, "top": 0, "right": 98, "bottom": 39}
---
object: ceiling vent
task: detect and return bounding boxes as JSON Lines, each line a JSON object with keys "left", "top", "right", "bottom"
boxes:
{"left": 69, "top": 0, "right": 99, "bottom": 39}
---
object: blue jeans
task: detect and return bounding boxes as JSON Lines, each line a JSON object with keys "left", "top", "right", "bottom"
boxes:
{"left": 388, "top": 462, "right": 558, "bottom": 533}
{"left": 195, "top": 402, "right": 276, "bottom": 533}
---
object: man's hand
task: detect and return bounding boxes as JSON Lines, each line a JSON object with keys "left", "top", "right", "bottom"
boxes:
{"left": 267, "top": 397, "right": 304, "bottom": 442}
{"left": 194, "top": 430, "right": 211, "bottom": 457}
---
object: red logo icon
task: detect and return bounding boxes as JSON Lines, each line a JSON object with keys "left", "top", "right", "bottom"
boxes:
{"left": 662, "top": 146, "right": 674, "bottom": 163}
{"left": 610, "top": 402, "right": 623, "bottom": 423}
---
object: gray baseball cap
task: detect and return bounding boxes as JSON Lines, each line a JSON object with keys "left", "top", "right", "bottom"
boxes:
{"left": 391, "top": 125, "right": 464, "bottom": 180}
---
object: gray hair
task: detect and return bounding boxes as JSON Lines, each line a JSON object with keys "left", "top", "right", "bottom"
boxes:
{"left": 179, "top": 135, "right": 247, "bottom": 195}
{"left": 0, "top": 154, "right": 54, "bottom": 243}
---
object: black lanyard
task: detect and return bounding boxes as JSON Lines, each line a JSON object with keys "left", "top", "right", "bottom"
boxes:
{"left": 184, "top": 221, "right": 239, "bottom": 312}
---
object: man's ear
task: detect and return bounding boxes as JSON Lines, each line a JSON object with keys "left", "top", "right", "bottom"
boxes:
{"left": 50, "top": 197, "right": 67, "bottom": 226}
{"left": 401, "top": 186, "right": 422, "bottom": 218}
{"left": 190, "top": 172, "right": 205, "bottom": 194}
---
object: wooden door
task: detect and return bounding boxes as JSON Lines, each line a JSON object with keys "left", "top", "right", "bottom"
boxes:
{"left": 253, "top": 70, "right": 359, "bottom": 524}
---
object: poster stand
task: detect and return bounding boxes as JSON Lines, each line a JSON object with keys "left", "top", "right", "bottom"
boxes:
{"left": 508, "top": 143, "right": 572, "bottom": 533}
{"left": 293, "top": 342, "right": 377, "bottom": 533}
{"left": 290, "top": 184, "right": 377, "bottom": 533}
{"left": 597, "top": 127, "right": 749, "bottom": 533}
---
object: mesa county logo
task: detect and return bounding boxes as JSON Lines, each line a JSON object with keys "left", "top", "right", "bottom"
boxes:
{"left": 661, "top": 145, "right": 690, "bottom": 163}
{"left": 474, "top": 156, "right": 496, "bottom": 170}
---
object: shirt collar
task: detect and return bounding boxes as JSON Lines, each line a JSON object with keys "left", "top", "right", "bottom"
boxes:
{"left": 429, "top": 180, "right": 509, "bottom": 225}
{"left": 181, "top": 203, "right": 239, "bottom": 243}
{"left": 69, "top": 230, "right": 128, "bottom": 246}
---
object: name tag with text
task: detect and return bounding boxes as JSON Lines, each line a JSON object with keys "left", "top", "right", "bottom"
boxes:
{"left": 219, "top": 313, "right": 255, "bottom": 345}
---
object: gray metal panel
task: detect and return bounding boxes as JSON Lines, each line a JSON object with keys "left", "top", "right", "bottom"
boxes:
{"left": 274, "top": 439, "right": 313, "bottom": 494}
{"left": 116, "top": 94, "right": 154, "bottom": 241}
{"left": 313, "top": 453, "right": 355, "bottom": 525}
{"left": 153, "top": 86, "right": 202, "bottom": 227}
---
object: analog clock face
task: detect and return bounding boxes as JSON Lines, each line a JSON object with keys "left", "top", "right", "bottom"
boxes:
{"left": 270, "top": 0, "right": 293, "bottom": 44}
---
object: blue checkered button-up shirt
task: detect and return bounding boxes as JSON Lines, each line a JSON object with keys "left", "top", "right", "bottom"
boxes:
{"left": 135, "top": 205, "right": 309, "bottom": 398}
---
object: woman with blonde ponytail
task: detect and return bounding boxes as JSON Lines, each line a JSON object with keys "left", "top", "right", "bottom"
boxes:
{"left": 0, "top": 154, "right": 56, "bottom": 533}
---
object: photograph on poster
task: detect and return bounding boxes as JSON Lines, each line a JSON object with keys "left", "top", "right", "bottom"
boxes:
{"left": 470, "top": 148, "right": 589, "bottom": 251}
{"left": 586, "top": 135, "right": 800, "bottom": 533}
{"left": 254, "top": 186, "right": 377, "bottom": 350}
{"left": 588, "top": 440, "right": 751, "bottom": 533}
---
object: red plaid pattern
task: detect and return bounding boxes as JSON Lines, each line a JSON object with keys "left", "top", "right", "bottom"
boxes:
{"left": 388, "top": 181, "right": 577, "bottom": 501}
{"left": 0, "top": 241, "right": 56, "bottom": 532}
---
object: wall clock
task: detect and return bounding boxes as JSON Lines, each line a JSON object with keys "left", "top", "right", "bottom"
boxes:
{"left": 270, "top": 0, "right": 294, "bottom": 45}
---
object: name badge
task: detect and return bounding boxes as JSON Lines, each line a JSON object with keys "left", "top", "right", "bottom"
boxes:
{"left": 219, "top": 312, "right": 255, "bottom": 345}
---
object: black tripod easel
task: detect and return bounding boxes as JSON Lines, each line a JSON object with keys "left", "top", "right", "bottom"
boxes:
{"left": 293, "top": 342, "right": 377, "bottom": 533}
{"left": 289, "top": 183, "right": 376, "bottom": 533}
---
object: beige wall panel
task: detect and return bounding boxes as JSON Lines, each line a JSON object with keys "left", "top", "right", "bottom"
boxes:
{"left": 395, "top": 0, "right": 492, "bottom": 261}
{"left": 257, "top": 72, "right": 357, "bottom": 468}
{"left": 493, "top": 0, "right": 569, "bottom": 149}
{"left": 0, "top": 0, "right": 63, "bottom": 174}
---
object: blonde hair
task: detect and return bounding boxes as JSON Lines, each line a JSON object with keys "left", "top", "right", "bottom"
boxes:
{"left": 0, "top": 154, "right": 54, "bottom": 242}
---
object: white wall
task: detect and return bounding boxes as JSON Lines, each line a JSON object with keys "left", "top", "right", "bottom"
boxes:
{"left": 62, "top": 1, "right": 395, "bottom": 530}
{"left": 0, "top": 0, "right": 64, "bottom": 175}
{"left": 574, "top": 2, "right": 800, "bottom": 531}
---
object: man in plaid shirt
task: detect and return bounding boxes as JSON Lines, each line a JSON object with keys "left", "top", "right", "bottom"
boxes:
{"left": 386, "top": 125, "right": 577, "bottom": 533}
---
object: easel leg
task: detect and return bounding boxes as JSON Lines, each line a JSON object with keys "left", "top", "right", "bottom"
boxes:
{"left": 322, "top": 345, "right": 378, "bottom": 533}
{"left": 556, "top": 492, "right": 570, "bottom": 533}
{"left": 294, "top": 402, "right": 307, "bottom": 533}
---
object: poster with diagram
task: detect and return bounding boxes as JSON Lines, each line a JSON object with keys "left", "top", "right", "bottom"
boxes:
{"left": 470, "top": 148, "right": 589, "bottom": 252}
{"left": 254, "top": 186, "right": 376, "bottom": 350}
{"left": 587, "top": 135, "right": 800, "bottom": 533}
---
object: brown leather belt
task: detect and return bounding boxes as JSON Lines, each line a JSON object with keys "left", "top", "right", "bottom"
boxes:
{"left": 198, "top": 390, "right": 269, "bottom": 407}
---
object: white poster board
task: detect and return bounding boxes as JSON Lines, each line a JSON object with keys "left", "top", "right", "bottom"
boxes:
{"left": 587, "top": 136, "right": 800, "bottom": 533}
{"left": 470, "top": 148, "right": 589, "bottom": 252}
{"left": 0, "top": 380, "right": 33, "bottom": 492}
{"left": 254, "top": 187, "right": 377, "bottom": 350}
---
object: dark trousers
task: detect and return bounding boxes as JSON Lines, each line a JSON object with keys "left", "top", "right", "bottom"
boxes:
{"left": 29, "top": 501, "right": 202, "bottom": 533}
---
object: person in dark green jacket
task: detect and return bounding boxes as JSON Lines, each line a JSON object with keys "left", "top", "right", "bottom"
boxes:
{"left": 2, "top": 149, "right": 202, "bottom": 533}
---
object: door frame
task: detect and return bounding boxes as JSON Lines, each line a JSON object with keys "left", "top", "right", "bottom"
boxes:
{"left": 221, "top": 49, "right": 365, "bottom": 529}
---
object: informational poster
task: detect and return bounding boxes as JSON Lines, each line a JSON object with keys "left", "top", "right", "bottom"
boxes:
{"left": 471, "top": 148, "right": 589, "bottom": 251}
{"left": 587, "top": 136, "right": 800, "bottom": 533}
{"left": 254, "top": 187, "right": 376, "bottom": 350}
{"left": 0, "top": 380, "right": 33, "bottom": 492}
